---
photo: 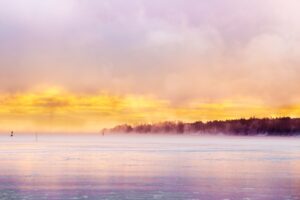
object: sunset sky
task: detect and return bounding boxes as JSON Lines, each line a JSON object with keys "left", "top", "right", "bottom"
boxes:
{"left": 1, "top": 0, "right": 300, "bottom": 132}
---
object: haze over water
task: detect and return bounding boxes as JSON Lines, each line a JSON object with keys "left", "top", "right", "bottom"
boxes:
{"left": 0, "top": 134, "right": 299, "bottom": 200}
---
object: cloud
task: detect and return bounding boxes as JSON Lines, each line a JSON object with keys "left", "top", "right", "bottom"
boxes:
{"left": 0, "top": 0, "right": 300, "bottom": 108}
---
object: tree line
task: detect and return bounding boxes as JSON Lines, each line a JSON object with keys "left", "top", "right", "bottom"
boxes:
{"left": 103, "top": 117, "right": 300, "bottom": 136}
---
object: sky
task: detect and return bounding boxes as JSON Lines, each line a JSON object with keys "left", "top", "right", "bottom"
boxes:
{"left": 0, "top": 0, "right": 300, "bottom": 132}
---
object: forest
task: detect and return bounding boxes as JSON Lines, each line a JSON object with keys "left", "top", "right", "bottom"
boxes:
{"left": 104, "top": 117, "right": 300, "bottom": 136}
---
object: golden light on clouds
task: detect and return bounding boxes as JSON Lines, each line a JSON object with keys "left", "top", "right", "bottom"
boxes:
{"left": 1, "top": 87, "right": 300, "bottom": 133}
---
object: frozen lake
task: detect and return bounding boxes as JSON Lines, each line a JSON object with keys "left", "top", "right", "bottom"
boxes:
{"left": 0, "top": 134, "right": 299, "bottom": 200}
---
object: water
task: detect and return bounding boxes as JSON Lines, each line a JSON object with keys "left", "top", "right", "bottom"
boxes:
{"left": 0, "top": 134, "right": 299, "bottom": 200}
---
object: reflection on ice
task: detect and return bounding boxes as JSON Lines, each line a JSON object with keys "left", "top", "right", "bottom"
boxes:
{"left": 0, "top": 134, "right": 299, "bottom": 200}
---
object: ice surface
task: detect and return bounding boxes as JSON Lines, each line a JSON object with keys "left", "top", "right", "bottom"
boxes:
{"left": 0, "top": 134, "right": 299, "bottom": 200}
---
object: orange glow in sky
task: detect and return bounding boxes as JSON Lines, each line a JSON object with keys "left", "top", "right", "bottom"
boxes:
{"left": 1, "top": 87, "right": 300, "bottom": 133}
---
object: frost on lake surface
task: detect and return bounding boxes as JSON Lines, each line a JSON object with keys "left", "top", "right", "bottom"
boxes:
{"left": 0, "top": 134, "right": 299, "bottom": 200}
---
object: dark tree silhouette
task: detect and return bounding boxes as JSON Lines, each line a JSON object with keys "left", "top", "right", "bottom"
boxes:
{"left": 103, "top": 117, "right": 300, "bottom": 136}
